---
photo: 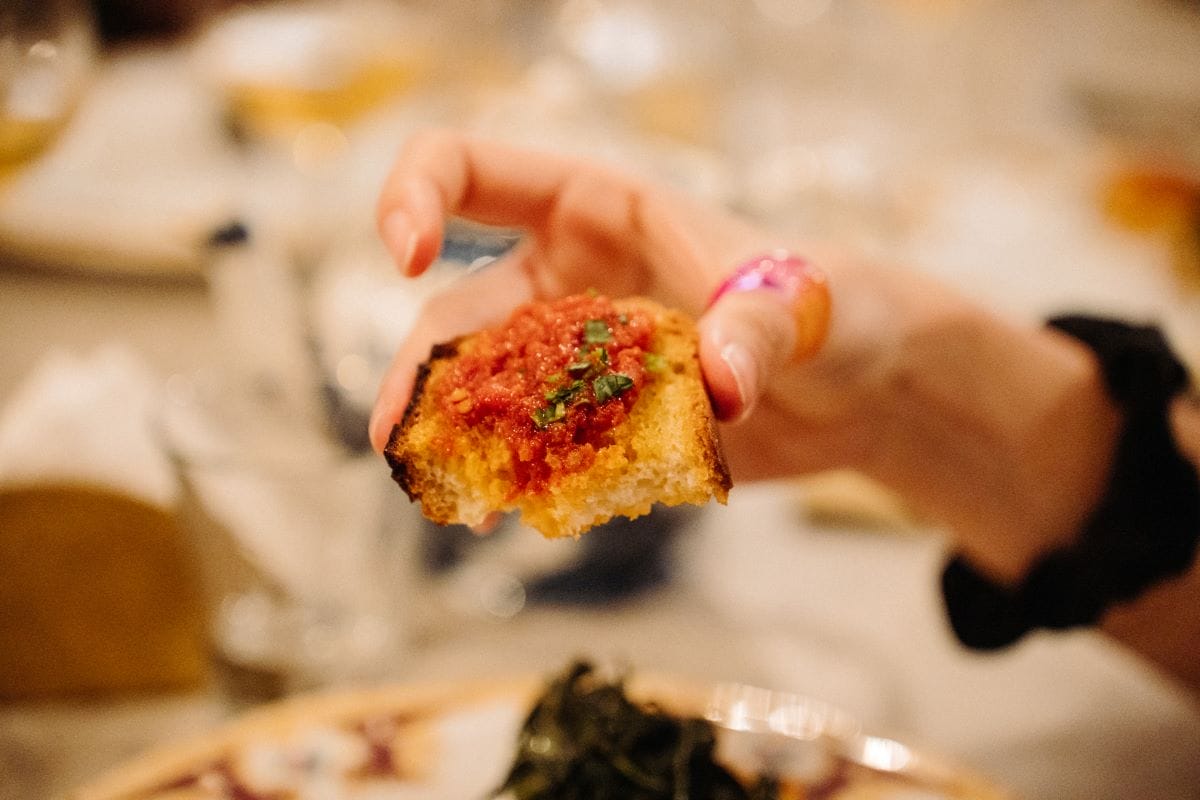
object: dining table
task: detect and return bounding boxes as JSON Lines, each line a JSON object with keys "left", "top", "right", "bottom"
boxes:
{"left": 3, "top": 1, "right": 1200, "bottom": 798}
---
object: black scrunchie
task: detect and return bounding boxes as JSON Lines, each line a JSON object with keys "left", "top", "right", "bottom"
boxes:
{"left": 941, "top": 315, "right": 1200, "bottom": 650}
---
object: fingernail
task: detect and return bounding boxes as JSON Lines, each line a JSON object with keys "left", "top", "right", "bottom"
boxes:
{"left": 720, "top": 342, "right": 757, "bottom": 422}
{"left": 368, "top": 404, "right": 390, "bottom": 453}
{"left": 381, "top": 210, "right": 418, "bottom": 274}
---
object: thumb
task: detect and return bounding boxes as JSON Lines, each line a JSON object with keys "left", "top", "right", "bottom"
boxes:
{"left": 698, "top": 290, "right": 797, "bottom": 423}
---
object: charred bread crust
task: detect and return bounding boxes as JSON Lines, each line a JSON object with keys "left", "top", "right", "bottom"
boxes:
{"left": 702, "top": 408, "right": 733, "bottom": 496}
{"left": 385, "top": 340, "right": 460, "bottom": 499}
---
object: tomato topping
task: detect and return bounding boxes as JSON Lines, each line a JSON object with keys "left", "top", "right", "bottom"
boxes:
{"left": 433, "top": 294, "right": 656, "bottom": 495}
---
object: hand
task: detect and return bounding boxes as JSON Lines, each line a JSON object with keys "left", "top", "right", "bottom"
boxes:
{"left": 369, "top": 130, "right": 1131, "bottom": 583}
{"left": 373, "top": 134, "right": 1198, "bottom": 693}
{"left": 368, "top": 130, "right": 892, "bottom": 480}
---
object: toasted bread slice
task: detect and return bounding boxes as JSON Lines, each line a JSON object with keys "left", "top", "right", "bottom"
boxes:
{"left": 384, "top": 294, "right": 731, "bottom": 538}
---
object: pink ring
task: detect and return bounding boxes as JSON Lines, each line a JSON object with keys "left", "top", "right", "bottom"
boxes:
{"left": 707, "top": 250, "right": 816, "bottom": 305}
{"left": 708, "top": 250, "right": 831, "bottom": 361}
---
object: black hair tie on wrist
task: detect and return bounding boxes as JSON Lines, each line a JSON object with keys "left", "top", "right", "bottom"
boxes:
{"left": 941, "top": 315, "right": 1200, "bottom": 650}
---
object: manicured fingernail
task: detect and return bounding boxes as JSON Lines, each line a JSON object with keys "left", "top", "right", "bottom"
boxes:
{"left": 381, "top": 210, "right": 418, "bottom": 274}
{"left": 368, "top": 404, "right": 390, "bottom": 453}
{"left": 720, "top": 342, "right": 757, "bottom": 422}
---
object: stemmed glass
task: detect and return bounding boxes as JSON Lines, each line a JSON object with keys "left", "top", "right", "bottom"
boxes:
{"left": 0, "top": 0, "right": 96, "bottom": 182}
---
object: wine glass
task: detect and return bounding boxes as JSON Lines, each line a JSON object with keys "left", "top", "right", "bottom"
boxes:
{"left": 0, "top": 0, "right": 96, "bottom": 182}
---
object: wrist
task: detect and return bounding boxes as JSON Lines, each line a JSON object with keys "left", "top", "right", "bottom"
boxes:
{"left": 944, "top": 315, "right": 1198, "bottom": 650}
{"left": 862, "top": 295, "right": 1121, "bottom": 582}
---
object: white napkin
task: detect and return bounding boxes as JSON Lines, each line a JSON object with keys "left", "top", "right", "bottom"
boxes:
{"left": 0, "top": 345, "right": 179, "bottom": 508}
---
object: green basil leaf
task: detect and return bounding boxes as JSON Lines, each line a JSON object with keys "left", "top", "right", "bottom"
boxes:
{"left": 544, "top": 380, "right": 585, "bottom": 405}
{"left": 584, "top": 319, "right": 611, "bottom": 344}
{"left": 593, "top": 372, "right": 634, "bottom": 403}
{"left": 531, "top": 402, "right": 567, "bottom": 429}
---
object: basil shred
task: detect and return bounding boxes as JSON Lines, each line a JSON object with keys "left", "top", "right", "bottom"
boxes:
{"left": 531, "top": 319, "right": 644, "bottom": 429}
{"left": 584, "top": 319, "right": 612, "bottom": 344}
{"left": 495, "top": 661, "right": 779, "bottom": 800}
{"left": 593, "top": 373, "right": 634, "bottom": 403}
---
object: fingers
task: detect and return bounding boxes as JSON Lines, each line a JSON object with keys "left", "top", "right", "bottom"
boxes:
{"left": 375, "top": 131, "right": 835, "bottom": 441}
{"left": 377, "top": 176, "right": 442, "bottom": 278}
{"left": 470, "top": 512, "right": 504, "bottom": 536}
{"left": 698, "top": 291, "right": 797, "bottom": 423}
{"left": 376, "top": 131, "right": 583, "bottom": 276}
{"left": 369, "top": 256, "right": 537, "bottom": 452}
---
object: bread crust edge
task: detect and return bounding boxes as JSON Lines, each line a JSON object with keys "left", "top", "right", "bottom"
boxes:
{"left": 384, "top": 339, "right": 461, "bottom": 501}
{"left": 703, "top": 406, "right": 734, "bottom": 499}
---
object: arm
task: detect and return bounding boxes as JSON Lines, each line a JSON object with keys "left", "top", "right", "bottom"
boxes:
{"left": 858, "top": 291, "right": 1125, "bottom": 585}
{"left": 808, "top": 259, "right": 1200, "bottom": 691}
{"left": 849, "top": 276, "right": 1200, "bottom": 690}
{"left": 371, "top": 132, "right": 1197, "bottom": 692}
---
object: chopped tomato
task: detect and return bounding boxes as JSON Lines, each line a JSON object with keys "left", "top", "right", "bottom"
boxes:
{"left": 433, "top": 294, "right": 655, "bottom": 495}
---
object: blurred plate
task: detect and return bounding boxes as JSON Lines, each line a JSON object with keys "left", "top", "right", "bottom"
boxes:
{"left": 71, "top": 673, "right": 1011, "bottom": 800}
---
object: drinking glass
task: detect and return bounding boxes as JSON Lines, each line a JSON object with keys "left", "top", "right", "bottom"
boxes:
{"left": 0, "top": 0, "right": 95, "bottom": 181}
{"left": 160, "top": 365, "right": 411, "bottom": 708}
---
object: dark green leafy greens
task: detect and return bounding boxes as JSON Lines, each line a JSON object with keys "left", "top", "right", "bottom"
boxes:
{"left": 495, "top": 661, "right": 779, "bottom": 800}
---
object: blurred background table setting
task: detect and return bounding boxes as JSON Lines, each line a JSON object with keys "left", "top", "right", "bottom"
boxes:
{"left": 2, "top": 0, "right": 1200, "bottom": 798}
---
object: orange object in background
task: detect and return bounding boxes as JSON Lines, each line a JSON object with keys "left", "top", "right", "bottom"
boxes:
{"left": 0, "top": 486, "right": 209, "bottom": 698}
{"left": 1102, "top": 166, "right": 1200, "bottom": 290}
